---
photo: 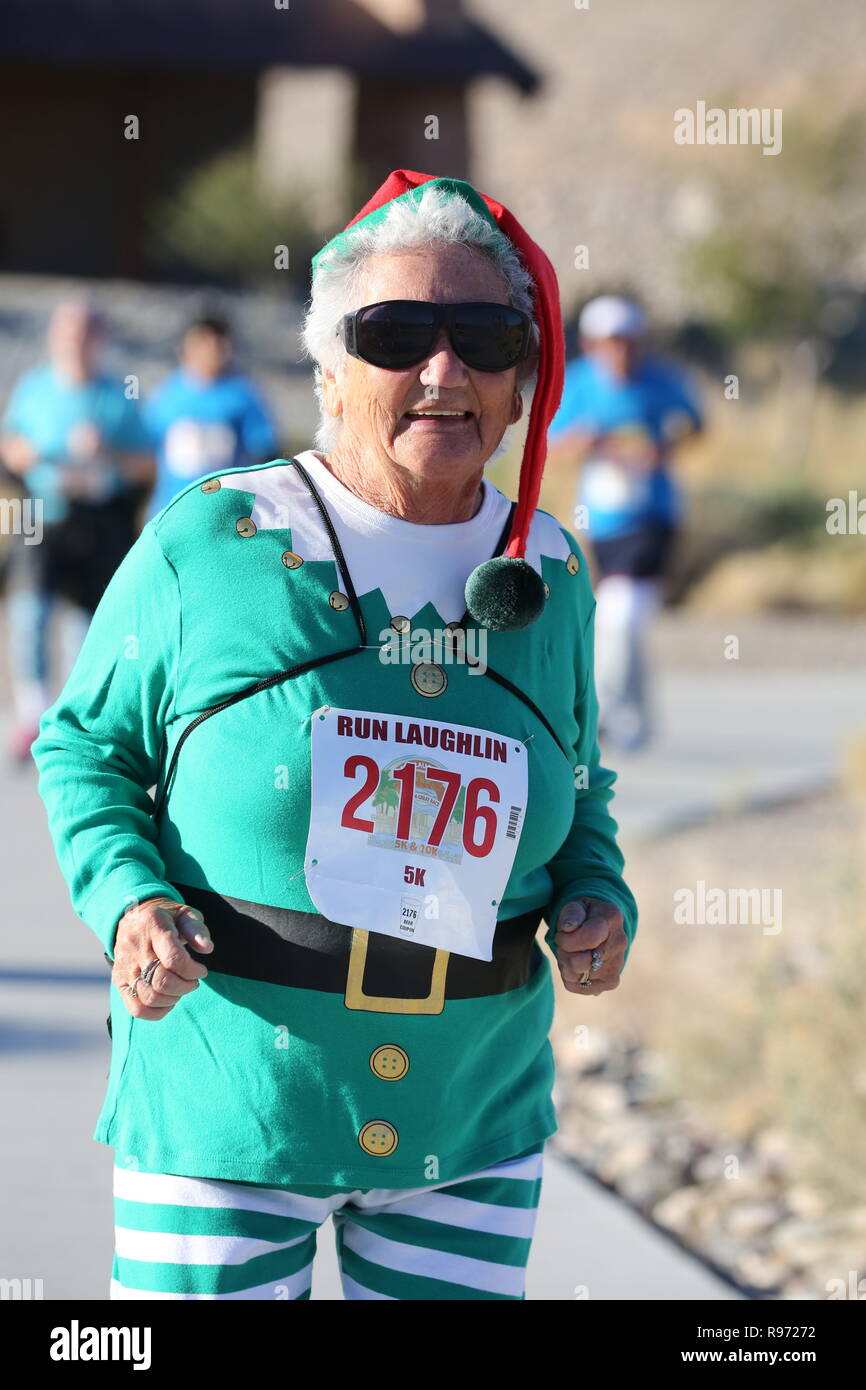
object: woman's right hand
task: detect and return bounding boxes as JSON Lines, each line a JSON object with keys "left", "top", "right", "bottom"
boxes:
{"left": 112, "top": 896, "right": 214, "bottom": 1021}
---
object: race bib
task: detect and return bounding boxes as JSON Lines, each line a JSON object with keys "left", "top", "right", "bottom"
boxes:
{"left": 164, "top": 419, "right": 237, "bottom": 477}
{"left": 304, "top": 706, "right": 528, "bottom": 962}
{"left": 583, "top": 457, "right": 652, "bottom": 512}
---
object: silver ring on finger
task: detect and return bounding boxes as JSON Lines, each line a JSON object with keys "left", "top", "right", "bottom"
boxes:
{"left": 578, "top": 949, "right": 604, "bottom": 987}
{"left": 141, "top": 958, "right": 160, "bottom": 988}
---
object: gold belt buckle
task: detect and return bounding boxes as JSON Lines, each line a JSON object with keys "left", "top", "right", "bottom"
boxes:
{"left": 344, "top": 928, "right": 449, "bottom": 1015}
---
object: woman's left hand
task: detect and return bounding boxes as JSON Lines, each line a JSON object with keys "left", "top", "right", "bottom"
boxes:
{"left": 552, "top": 897, "right": 628, "bottom": 996}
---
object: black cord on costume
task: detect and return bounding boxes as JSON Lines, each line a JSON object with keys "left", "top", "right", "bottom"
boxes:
{"left": 288, "top": 456, "right": 367, "bottom": 649}
{"left": 150, "top": 645, "right": 366, "bottom": 823}
{"left": 466, "top": 661, "right": 570, "bottom": 761}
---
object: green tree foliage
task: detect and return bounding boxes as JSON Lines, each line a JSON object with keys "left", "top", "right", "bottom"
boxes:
{"left": 679, "top": 90, "right": 866, "bottom": 342}
{"left": 146, "top": 145, "right": 321, "bottom": 288}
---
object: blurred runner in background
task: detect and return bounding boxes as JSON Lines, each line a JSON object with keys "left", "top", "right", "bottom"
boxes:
{"left": 0, "top": 297, "right": 154, "bottom": 762}
{"left": 144, "top": 313, "right": 279, "bottom": 521}
{"left": 549, "top": 295, "right": 703, "bottom": 750}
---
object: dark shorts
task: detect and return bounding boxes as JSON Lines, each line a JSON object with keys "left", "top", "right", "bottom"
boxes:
{"left": 5, "top": 490, "right": 145, "bottom": 613}
{"left": 591, "top": 522, "right": 677, "bottom": 580}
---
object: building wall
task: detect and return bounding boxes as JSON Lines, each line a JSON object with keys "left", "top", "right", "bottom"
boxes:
{"left": 352, "top": 80, "right": 469, "bottom": 190}
{"left": 0, "top": 67, "right": 255, "bottom": 277}
{"left": 255, "top": 67, "right": 353, "bottom": 234}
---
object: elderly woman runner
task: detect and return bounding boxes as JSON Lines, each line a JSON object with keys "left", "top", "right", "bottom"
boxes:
{"left": 33, "top": 170, "right": 638, "bottom": 1301}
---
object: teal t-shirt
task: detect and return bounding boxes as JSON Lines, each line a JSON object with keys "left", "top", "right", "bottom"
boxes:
{"left": 32, "top": 458, "right": 638, "bottom": 1188}
{"left": 143, "top": 367, "right": 278, "bottom": 521}
{"left": 2, "top": 365, "right": 151, "bottom": 523}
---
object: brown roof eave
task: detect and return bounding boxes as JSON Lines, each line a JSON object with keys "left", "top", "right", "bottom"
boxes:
{"left": 0, "top": 1, "right": 539, "bottom": 93}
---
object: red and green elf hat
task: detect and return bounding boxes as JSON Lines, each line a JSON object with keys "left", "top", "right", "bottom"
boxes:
{"left": 311, "top": 169, "right": 566, "bottom": 631}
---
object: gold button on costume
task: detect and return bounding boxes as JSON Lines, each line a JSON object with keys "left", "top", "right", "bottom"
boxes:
{"left": 370, "top": 1045, "right": 410, "bottom": 1081}
{"left": 329, "top": 591, "right": 350, "bottom": 611}
{"left": 358, "top": 1120, "right": 399, "bottom": 1156}
{"left": 566, "top": 552, "right": 580, "bottom": 574}
{"left": 201, "top": 479, "right": 221, "bottom": 493}
{"left": 281, "top": 551, "right": 304, "bottom": 569}
{"left": 410, "top": 661, "right": 447, "bottom": 697}
{"left": 390, "top": 615, "right": 411, "bottom": 633}
{"left": 236, "top": 517, "right": 256, "bottom": 538}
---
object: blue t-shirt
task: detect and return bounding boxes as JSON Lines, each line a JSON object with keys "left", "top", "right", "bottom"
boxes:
{"left": 2, "top": 365, "right": 151, "bottom": 524}
{"left": 549, "top": 354, "right": 702, "bottom": 540}
{"left": 144, "top": 369, "right": 279, "bottom": 520}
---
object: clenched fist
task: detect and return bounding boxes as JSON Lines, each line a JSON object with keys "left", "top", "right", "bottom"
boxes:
{"left": 111, "top": 896, "right": 214, "bottom": 1021}
{"left": 552, "top": 897, "right": 628, "bottom": 996}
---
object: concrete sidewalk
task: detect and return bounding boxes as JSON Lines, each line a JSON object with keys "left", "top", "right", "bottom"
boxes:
{"left": 603, "top": 666, "right": 866, "bottom": 843}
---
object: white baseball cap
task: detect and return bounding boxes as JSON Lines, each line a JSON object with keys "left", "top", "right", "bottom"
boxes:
{"left": 578, "top": 295, "right": 647, "bottom": 341}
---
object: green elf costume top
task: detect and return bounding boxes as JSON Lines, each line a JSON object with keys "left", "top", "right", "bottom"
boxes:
{"left": 32, "top": 169, "right": 638, "bottom": 1189}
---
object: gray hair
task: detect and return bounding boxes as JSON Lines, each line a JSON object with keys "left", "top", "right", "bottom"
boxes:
{"left": 300, "top": 182, "right": 540, "bottom": 455}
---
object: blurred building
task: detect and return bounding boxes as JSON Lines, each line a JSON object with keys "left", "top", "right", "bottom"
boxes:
{"left": 0, "top": 0, "right": 537, "bottom": 278}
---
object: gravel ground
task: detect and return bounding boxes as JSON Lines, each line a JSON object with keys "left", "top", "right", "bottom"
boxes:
{"left": 549, "top": 787, "right": 866, "bottom": 1299}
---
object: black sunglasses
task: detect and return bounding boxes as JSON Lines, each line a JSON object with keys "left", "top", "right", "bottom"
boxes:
{"left": 337, "top": 299, "right": 532, "bottom": 373}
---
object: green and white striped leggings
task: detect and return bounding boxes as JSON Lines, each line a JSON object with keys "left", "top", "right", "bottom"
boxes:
{"left": 110, "top": 1143, "right": 545, "bottom": 1300}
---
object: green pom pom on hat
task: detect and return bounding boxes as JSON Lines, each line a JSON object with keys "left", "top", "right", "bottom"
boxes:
{"left": 464, "top": 556, "right": 547, "bottom": 632}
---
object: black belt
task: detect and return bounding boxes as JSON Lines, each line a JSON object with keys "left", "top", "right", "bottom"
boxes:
{"left": 173, "top": 880, "right": 545, "bottom": 1014}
